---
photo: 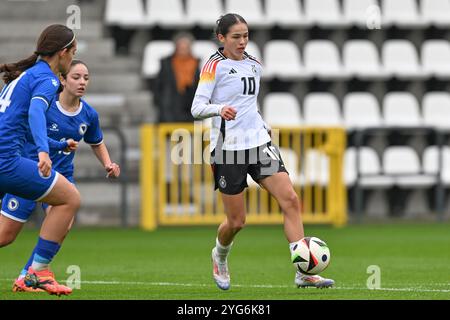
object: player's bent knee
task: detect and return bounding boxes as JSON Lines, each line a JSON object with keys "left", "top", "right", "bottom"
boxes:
{"left": 229, "top": 217, "right": 246, "bottom": 232}
{"left": 283, "top": 191, "right": 300, "bottom": 210}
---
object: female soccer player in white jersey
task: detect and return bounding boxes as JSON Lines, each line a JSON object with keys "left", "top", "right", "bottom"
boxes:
{"left": 1, "top": 59, "right": 121, "bottom": 293}
{"left": 191, "top": 14, "right": 334, "bottom": 290}
{"left": 0, "top": 24, "right": 80, "bottom": 296}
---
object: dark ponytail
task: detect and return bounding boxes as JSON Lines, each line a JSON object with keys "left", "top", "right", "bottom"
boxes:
{"left": 0, "top": 24, "right": 74, "bottom": 84}
{"left": 215, "top": 13, "right": 247, "bottom": 38}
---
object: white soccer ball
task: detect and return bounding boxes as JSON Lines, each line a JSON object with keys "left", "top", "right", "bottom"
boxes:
{"left": 291, "top": 237, "right": 331, "bottom": 275}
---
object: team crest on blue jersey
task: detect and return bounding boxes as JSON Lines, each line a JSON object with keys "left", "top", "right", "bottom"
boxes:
{"left": 79, "top": 123, "right": 88, "bottom": 135}
{"left": 51, "top": 79, "right": 58, "bottom": 87}
{"left": 7, "top": 198, "right": 19, "bottom": 211}
{"left": 49, "top": 123, "right": 59, "bottom": 132}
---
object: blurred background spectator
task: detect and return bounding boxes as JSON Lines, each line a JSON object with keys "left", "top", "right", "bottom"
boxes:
{"left": 154, "top": 32, "right": 200, "bottom": 123}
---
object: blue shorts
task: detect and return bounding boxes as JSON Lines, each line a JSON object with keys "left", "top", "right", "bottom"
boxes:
{"left": 1, "top": 174, "right": 74, "bottom": 223}
{"left": 0, "top": 156, "right": 59, "bottom": 201}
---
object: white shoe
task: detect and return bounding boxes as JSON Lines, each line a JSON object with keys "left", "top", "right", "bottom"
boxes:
{"left": 211, "top": 248, "right": 230, "bottom": 290}
{"left": 295, "top": 271, "right": 335, "bottom": 288}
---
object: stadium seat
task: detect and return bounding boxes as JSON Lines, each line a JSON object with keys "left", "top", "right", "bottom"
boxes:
{"left": 263, "top": 40, "right": 309, "bottom": 80}
{"left": 421, "top": 0, "right": 450, "bottom": 27}
{"left": 383, "top": 146, "right": 436, "bottom": 187}
{"left": 104, "top": 0, "right": 147, "bottom": 27}
{"left": 421, "top": 40, "right": 450, "bottom": 79}
{"left": 245, "top": 41, "right": 262, "bottom": 61}
{"left": 422, "top": 146, "right": 450, "bottom": 185}
{"left": 145, "top": 0, "right": 190, "bottom": 27}
{"left": 263, "top": 93, "right": 302, "bottom": 127}
{"left": 344, "top": 147, "right": 394, "bottom": 187}
{"left": 186, "top": 0, "right": 224, "bottom": 27}
{"left": 303, "top": 150, "right": 329, "bottom": 185}
{"left": 383, "top": 92, "right": 422, "bottom": 127}
{"left": 422, "top": 92, "right": 450, "bottom": 130}
{"left": 382, "top": 40, "right": 428, "bottom": 79}
{"left": 192, "top": 41, "right": 218, "bottom": 68}
{"left": 343, "top": 0, "right": 380, "bottom": 28}
{"left": 381, "top": 0, "right": 427, "bottom": 28}
{"left": 304, "top": 0, "right": 350, "bottom": 27}
{"left": 303, "top": 93, "right": 343, "bottom": 126}
{"left": 265, "top": 0, "right": 309, "bottom": 27}
{"left": 343, "top": 92, "right": 383, "bottom": 129}
{"left": 279, "top": 148, "right": 301, "bottom": 185}
{"left": 225, "top": 0, "right": 266, "bottom": 28}
{"left": 304, "top": 40, "right": 350, "bottom": 80}
{"left": 343, "top": 40, "right": 389, "bottom": 80}
{"left": 142, "top": 41, "right": 174, "bottom": 78}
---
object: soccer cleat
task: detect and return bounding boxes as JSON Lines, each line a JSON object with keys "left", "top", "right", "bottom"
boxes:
{"left": 12, "top": 277, "right": 45, "bottom": 293}
{"left": 295, "top": 271, "right": 335, "bottom": 288}
{"left": 24, "top": 267, "right": 73, "bottom": 296}
{"left": 211, "top": 248, "right": 230, "bottom": 290}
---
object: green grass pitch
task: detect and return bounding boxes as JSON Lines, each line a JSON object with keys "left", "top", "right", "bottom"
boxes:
{"left": 0, "top": 222, "right": 449, "bottom": 300}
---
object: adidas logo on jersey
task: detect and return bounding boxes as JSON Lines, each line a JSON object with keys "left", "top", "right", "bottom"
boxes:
{"left": 229, "top": 68, "right": 237, "bottom": 74}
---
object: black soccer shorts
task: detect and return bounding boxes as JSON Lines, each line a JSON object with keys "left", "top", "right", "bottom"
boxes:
{"left": 211, "top": 142, "right": 289, "bottom": 195}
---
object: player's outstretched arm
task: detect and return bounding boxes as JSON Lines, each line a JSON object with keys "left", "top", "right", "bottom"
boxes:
{"left": 90, "top": 142, "right": 120, "bottom": 179}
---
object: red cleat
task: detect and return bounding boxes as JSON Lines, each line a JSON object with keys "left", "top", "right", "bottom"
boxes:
{"left": 24, "top": 267, "right": 73, "bottom": 296}
{"left": 12, "top": 277, "right": 45, "bottom": 293}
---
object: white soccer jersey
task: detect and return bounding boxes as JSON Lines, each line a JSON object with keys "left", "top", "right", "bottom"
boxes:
{"left": 191, "top": 48, "right": 271, "bottom": 151}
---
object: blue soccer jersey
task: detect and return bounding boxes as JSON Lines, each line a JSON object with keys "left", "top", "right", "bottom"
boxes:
{"left": 1, "top": 97, "right": 103, "bottom": 222}
{"left": 23, "top": 98, "right": 104, "bottom": 179}
{"left": 0, "top": 60, "right": 60, "bottom": 200}
{"left": 0, "top": 60, "right": 60, "bottom": 157}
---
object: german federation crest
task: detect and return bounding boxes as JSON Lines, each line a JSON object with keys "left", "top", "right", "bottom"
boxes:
{"left": 219, "top": 176, "right": 227, "bottom": 188}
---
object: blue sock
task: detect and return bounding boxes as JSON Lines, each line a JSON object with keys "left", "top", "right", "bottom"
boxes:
{"left": 20, "top": 248, "right": 37, "bottom": 278}
{"left": 30, "top": 237, "right": 61, "bottom": 271}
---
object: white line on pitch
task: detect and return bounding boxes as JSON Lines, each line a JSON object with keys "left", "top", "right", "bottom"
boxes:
{"left": 1, "top": 279, "right": 449, "bottom": 293}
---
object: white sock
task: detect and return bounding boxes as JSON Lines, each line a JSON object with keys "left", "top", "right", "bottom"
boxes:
{"left": 215, "top": 238, "right": 232, "bottom": 263}
{"left": 31, "top": 261, "right": 49, "bottom": 271}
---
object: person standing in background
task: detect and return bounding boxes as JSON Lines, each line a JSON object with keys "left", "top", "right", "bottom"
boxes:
{"left": 155, "top": 32, "right": 200, "bottom": 123}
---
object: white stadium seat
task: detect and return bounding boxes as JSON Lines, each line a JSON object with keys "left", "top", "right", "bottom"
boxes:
{"left": 383, "top": 92, "right": 422, "bottom": 127}
{"left": 304, "top": 0, "right": 350, "bottom": 28}
{"left": 192, "top": 41, "right": 218, "bottom": 68}
{"left": 343, "top": 92, "right": 383, "bottom": 129}
{"left": 304, "top": 40, "right": 350, "bottom": 80}
{"left": 421, "top": 40, "right": 450, "bottom": 79}
{"left": 225, "top": 0, "right": 266, "bottom": 27}
{"left": 382, "top": 40, "right": 428, "bottom": 79}
{"left": 381, "top": 0, "right": 427, "bottom": 28}
{"left": 145, "top": 0, "right": 190, "bottom": 28}
{"left": 263, "top": 93, "right": 302, "bottom": 127}
{"left": 265, "top": 0, "right": 308, "bottom": 27}
{"left": 422, "top": 92, "right": 450, "bottom": 130}
{"left": 383, "top": 146, "right": 436, "bottom": 187}
{"left": 303, "top": 150, "right": 329, "bottom": 185}
{"left": 279, "top": 148, "right": 302, "bottom": 185}
{"left": 186, "top": 0, "right": 224, "bottom": 27}
{"left": 104, "top": 0, "right": 147, "bottom": 27}
{"left": 423, "top": 146, "right": 450, "bottom": 185}
{"left": 263, "top": 40, "right": 309, "bottom": 80}
{"left": 343, "top": 40, "right": 389, "bottom": 80}
{"left": 343, "top": 0, "right": 380, "bottom": 27}
{"left": 421, "top": 0, "right": 450, "bottom": 27}
{"left": 344, "top": 147, "right": 394, "bottom": 187}
{"left": 245, "top": 41, "right": 262, "bottom": 61}
{"left": 142, "top": 41, "right": 174, "bottom": 78}
{"left": 303, "top": 93, "right": 342, "bottom": 126}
